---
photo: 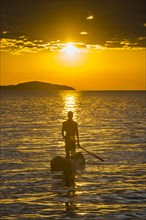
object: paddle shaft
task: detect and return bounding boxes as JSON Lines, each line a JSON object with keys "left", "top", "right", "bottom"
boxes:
{"left": 79, "top": 146, "right": 104, "bottom": 162}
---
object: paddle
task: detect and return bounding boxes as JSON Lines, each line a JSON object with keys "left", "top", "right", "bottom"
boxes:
{"left": 78, "top": 145, "right": 104, "bottom": 162}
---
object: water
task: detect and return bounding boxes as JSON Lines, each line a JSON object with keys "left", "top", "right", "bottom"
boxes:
{"left": 0, "top": 90, "right": 146, "bottom": 219}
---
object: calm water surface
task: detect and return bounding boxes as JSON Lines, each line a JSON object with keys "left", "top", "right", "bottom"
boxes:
{"left": 0, "top": 91, "right": 146, "bottom": 219}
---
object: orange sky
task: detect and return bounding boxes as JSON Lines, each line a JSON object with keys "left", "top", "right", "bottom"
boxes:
{"left": 0, "top": 0, "right": 145, "bottom": 90}
{"left": 1, "top": 46, "right": 145, "bottom": 90}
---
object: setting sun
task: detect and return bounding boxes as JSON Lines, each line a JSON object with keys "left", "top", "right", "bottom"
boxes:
{"left": 0, "top": 0, "right": 145, "bottom": 90}
{"left": 63, "top": 43, "right": 79, "bottom": 55}
{"left": 0, "top": 1, "right": 146, "bottom": 219}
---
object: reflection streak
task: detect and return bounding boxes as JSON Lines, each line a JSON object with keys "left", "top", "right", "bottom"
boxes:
{"left": 62, "top": 93, "right": 78, "bottom": 120}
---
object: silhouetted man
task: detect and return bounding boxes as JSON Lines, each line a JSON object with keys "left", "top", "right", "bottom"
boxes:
{"left": 62, "top": 111, "right": 80, "bottom": 158}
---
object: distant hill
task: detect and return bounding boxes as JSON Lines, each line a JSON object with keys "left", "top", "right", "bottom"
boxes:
{"left": 0, "top": 81, "right": 75, "bottom": 91}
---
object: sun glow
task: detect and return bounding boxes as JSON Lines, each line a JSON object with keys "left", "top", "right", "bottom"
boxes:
{"left": 56, "top": 42, "right": 85, "bottom": 66}
{"left": 63, "top": 43, "right": 79, "bottom": 55}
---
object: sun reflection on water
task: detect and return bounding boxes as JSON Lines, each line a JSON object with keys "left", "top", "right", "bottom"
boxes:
{"left": 63, "top": 93, "right": 78, "bottom": 120}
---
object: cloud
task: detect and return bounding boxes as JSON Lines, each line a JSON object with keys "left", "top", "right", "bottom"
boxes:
{"left": 86, "top": 44, "right": 104, "bottom": 51}
{"left": 0, "top": 37, "right": 50, "bottom": 54}
{"left": 0, "top": 35, "right": 145, "bottom": 55}
{"left": 120, "top": 39, "right": 139, "bottom": 48}
{"left": 0, "top": 37, "right": 90, "bottom": 54}
{"left": 104, "top": 40, "right": 121, "bottom": 48}
{"left": 138, "top": 36, "right": 146, "bottom": 41}
{"left": 80, "top": 31, "right": 88, "bottom": 35}
{"left": 104, "top": 37, "right": 145, "bottom": 49}
{"left": 2, "top": 31, "right": 10, "bottom": 34}
{"left": 86, "top": 15, "right": 94, "bottom": 20}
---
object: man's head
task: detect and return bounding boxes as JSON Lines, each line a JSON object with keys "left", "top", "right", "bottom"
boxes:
{"left": 68, "top": 111, "right": 73, "bottom": 120}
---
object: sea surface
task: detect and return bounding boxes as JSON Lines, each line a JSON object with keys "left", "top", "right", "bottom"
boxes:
{"left": 0, "top": 90, "right": 146, "bottom": 220}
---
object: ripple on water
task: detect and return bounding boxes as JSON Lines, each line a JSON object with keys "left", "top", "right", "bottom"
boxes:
{"left": 0, "top": 91, "right": 146, "bottom": 219}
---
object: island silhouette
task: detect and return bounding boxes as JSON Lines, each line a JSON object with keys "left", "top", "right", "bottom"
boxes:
{"left": 0, "top": 81, "right": 75, "bottom": 91}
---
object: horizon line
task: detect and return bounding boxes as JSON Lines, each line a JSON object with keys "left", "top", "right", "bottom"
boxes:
{"left": 0, "top": 81, "right": 145, "bottom": 91}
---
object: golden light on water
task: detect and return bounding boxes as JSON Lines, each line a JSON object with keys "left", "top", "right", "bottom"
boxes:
{"left": 65, "top": 94, "right": 76, "bottom": 111}
{"left": 63, "top": 93, "right": 78, "bottom": 120}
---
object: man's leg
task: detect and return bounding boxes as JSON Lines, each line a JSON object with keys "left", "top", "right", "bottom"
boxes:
{"left": 71, "top": 143, "right": 76, "bottom": 157}
{"left": 65, "top": 144, "right": 70, "bottom": 159}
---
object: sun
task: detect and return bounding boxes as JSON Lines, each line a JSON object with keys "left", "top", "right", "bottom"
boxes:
{"left": 63, "top": 43, "right": 79, "bottom": 55}
{"left": 57, "top": 42, "right": 85, "bottom": 66}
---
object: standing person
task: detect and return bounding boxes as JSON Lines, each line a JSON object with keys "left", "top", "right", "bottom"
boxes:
{"left": 62, "top": 111, "right": 80, "bottom": 158}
